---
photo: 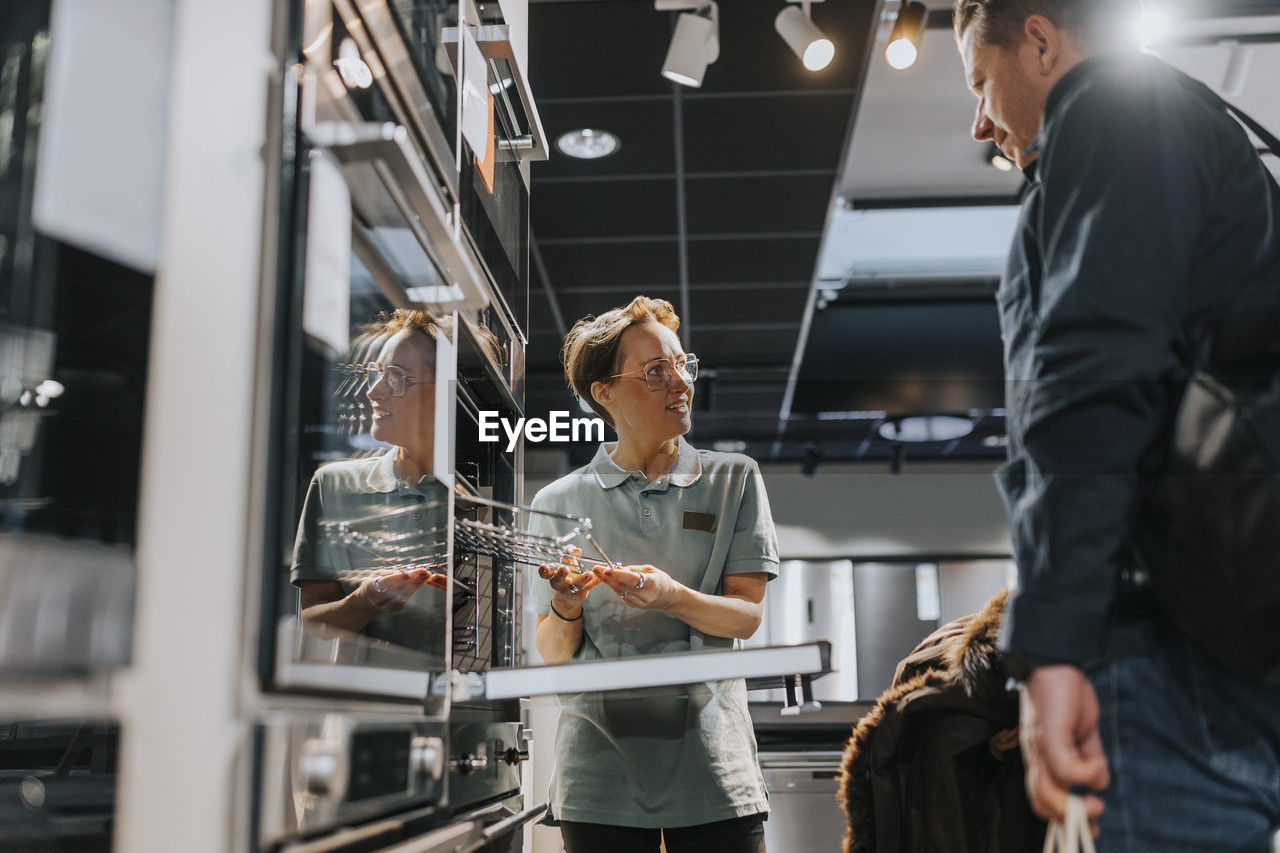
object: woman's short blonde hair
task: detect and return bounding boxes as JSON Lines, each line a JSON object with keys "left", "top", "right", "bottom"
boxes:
{"left": 373, "top": 308, "right": 504, "bottom": 371}
{"left": 562, "top": 296, "right": 681, "bottom": 427}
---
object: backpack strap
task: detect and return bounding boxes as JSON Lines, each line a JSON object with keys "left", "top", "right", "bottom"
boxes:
{"left": 1165, "top": 63, "right": 1280, "bottom": 156}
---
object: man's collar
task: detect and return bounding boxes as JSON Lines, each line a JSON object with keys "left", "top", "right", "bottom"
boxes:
{"left": 589, "top": 436, "right": 703, "bottom": 490}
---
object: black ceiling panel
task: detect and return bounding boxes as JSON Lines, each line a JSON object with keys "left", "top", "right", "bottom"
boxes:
{"left": 687, "top": 284, "right": 809, "bottom": 325}
{"left": 681, "top": 94, "right": 856, "bottom": 172}
{"left": 534, "top": 240, "right": 680, "bottom": 288}
{"left": 537, "top": 99, "right": 675, "bottom": 178}
{"left": 688, "top": 326, "right": 799, "bottom": 365}
{"left": 686, "top": 237, "right": 822, "bottom": 282}
{"left": 527, "top": 2, "right": 674, "bottom": 99}
{"left": 533, "top": 179, "right": 677, "bottom": 239}
{"left": 792, "top": 299, "right": 1006, "bottom": 417}
{"left": 527, "top": 0, "right": 880, "bottom": 449}
{"left": 685, "top": 173, "right": 834, "bottom": 234}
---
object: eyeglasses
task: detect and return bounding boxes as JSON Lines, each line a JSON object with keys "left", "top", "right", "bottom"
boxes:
{"left": 609, "top": 355, "right": 699, "bottom": 391}
{"left": 365, "top": 362, "right": 429, "bottom": 397}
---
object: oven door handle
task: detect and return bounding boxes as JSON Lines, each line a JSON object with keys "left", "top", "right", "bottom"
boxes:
{"left": 457, "top": 802, "right": 548, "bottom": 853}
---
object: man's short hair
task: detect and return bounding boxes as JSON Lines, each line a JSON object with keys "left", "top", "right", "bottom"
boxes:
{"left": 953, "top": 0, "right": 1142, "bottom": 50}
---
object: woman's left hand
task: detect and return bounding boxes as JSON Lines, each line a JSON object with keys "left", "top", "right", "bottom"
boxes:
{"left": 595, "top": 564, "right": 675, "bottom": 610}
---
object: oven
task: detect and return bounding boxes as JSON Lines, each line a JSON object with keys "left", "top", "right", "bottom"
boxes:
{"left": 253, "top": 0, "right": 544, "bottom": 847}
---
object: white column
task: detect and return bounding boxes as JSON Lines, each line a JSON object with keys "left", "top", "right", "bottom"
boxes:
{"left": 114, "top": 0, "right": 276, "bottom": 849}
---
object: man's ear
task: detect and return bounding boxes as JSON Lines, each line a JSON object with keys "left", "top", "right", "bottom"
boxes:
{"left": 1024, "top": 14, "right": 1061, "bottom": 74}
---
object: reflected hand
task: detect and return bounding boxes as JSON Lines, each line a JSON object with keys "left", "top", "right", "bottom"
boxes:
{"left": 538, "top": 547, "right": 600, "bottom": 616}
{"left": 1020, "top": 665, "right": 1110, "bottom": 834}
{"left": 359, "top": 568, "right": 433, "bottom": 612}
{"left": 597, "top": 564, "right": 673, "bottom": 610}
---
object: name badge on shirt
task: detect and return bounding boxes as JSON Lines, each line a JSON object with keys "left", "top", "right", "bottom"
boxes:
{"left": 682, "top": 511, "right": 717, "bottom": 533}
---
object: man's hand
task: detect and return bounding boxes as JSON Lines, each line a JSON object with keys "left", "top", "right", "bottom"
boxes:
{"left": 1020, "top": 665, "right": 1110, "bottom": 833}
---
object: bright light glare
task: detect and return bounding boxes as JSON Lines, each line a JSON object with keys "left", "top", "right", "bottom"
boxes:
{"left": 885, "top": 38, "right": 918, "bottom": 70}
{"left": 1135, "top": 6, "right": 1171, "bottom": 48}
{"left": 334, "top": 38, "right": 373, "bottom": 89}
{"left": 804, "top": 38, "right": 835, "bottom": 71}
{"left": 35, "top": 380, "right": 65, "bottom": 398}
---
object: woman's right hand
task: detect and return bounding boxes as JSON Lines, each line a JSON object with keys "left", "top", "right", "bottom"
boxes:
{"left": 537, "top": 547, "right": 600, "bottom": 615}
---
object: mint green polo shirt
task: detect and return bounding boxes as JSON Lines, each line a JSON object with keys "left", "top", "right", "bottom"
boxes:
{"left": 528, "top": 437, "right": 780, "bottom": 828}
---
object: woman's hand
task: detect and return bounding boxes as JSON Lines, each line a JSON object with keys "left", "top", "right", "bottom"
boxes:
{"left": 358, "top": 568, "right": 433, "bottom": 613}
{"left": 538, "top": 547, "right": 601, "bottom": 616}
{"left": 596, "top": 564, "right": 677, "bottom": 610}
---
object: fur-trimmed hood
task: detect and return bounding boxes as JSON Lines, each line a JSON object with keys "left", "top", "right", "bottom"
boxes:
{"left": 837, "top": 589, "right": 1040, "bottom": 853}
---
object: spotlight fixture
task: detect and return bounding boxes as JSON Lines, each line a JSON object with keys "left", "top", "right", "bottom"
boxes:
{"left": 556, "top": 128, "right": 621, "bottom": 160}
{"left": 986, "top": 141, "right": 1014, "bottom": 172}
{"left": 655, "top": 0, "right": 720, "bottom": 88}
{"left": 885, "top": 1, "right": 927, "bottom": 70}
{"left": 775, "top": 0, "right": 835, "bottom": 72}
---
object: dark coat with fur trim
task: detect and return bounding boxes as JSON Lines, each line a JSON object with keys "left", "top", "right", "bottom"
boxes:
{"left": 838, "top": 590, "right": 1046, "bottom": 852}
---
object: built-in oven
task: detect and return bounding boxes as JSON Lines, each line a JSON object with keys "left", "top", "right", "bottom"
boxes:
{"left": 255, "top": 0, "right": 548, "bottom": 846}
{"left": 308, "top": 0, "right": 539, "bottom": 343}
{"left": 256, "top": 2, "right": 840, "bottom": 848}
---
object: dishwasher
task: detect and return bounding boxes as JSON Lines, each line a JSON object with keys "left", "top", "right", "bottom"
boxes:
{"left": 760, "top": 749, "right": 846, "bottom": 852}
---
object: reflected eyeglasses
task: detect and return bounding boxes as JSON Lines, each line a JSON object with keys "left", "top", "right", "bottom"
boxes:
{"left": 608, "top": 355, "right": 699, "bottom": 391}
{"left": 365, "top": 362, "right": 429, "bottom": 397}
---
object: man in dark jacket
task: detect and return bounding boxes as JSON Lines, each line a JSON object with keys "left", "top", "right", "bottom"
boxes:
{"left": 953, "top": 0, "right": 1280, "bottom": 849}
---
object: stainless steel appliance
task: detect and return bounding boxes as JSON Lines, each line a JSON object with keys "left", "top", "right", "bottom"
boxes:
{"left": 759, "top": 751, "right": 847, "bottom": 853}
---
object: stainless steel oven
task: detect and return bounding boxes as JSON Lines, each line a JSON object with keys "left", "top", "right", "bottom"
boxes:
{"left": 252, "top": 2, "right": 839, "bottom": 848}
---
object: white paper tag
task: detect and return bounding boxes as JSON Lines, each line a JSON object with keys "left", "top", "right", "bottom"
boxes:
{"left": 460, "top": 25, "right": 489, "bottom": 164}
{"left": 302, "top": 151, "right": 351, "bottom": 355}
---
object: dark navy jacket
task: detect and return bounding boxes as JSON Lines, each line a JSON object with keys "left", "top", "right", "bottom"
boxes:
{"left": 995, "top": 54, "right": 1280, "bottom": 668}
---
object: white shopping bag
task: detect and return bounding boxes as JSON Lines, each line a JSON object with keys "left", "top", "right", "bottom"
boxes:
{"left": 1042, "top": 795, "right": 1096, "bottom": 853}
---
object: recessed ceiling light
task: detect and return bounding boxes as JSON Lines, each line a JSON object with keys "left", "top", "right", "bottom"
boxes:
{"left": 555, "top": 128, "right": 621, "bottom": 160}
{"left": 878, "top": 415, "right": 974, "bottom": 443}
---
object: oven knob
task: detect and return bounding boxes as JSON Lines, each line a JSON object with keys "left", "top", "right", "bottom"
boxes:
{"left": 298, "top": 740, "right": 344, "bottom": 797}
{"left": 410, "top": 736, "right": 445, "bottom": 781}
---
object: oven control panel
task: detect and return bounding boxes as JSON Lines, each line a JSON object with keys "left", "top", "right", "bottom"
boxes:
{"left": 256, "top": 716, "right": 448, "bottom": 848}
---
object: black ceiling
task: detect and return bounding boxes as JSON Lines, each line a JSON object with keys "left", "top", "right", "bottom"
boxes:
{"left": 524, "top": 0, "right": 880, "bottom": 463}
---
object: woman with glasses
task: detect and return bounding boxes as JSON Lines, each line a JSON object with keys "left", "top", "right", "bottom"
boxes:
{"left": 530, "top": 296, "right": 778, "bottom": 853}
{"left": 290, "top": 309, "right": 451, "bottom": 646}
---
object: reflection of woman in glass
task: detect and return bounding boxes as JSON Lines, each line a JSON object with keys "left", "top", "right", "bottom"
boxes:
{"left": 531, "top": 296, "right": 778, "bottom": 853}
{"left": 290, "top": 309, "right": 449, "bottom": 647}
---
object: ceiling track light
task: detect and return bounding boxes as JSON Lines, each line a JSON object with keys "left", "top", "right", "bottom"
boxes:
{"left": 775, "top": 0, "right": 835, "bottom": 72}
{"left": 885, "top": 0, "right": 927, "bottom": 70}
{"left": 655, "top": 0, "right": 719, "bottom": 88}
